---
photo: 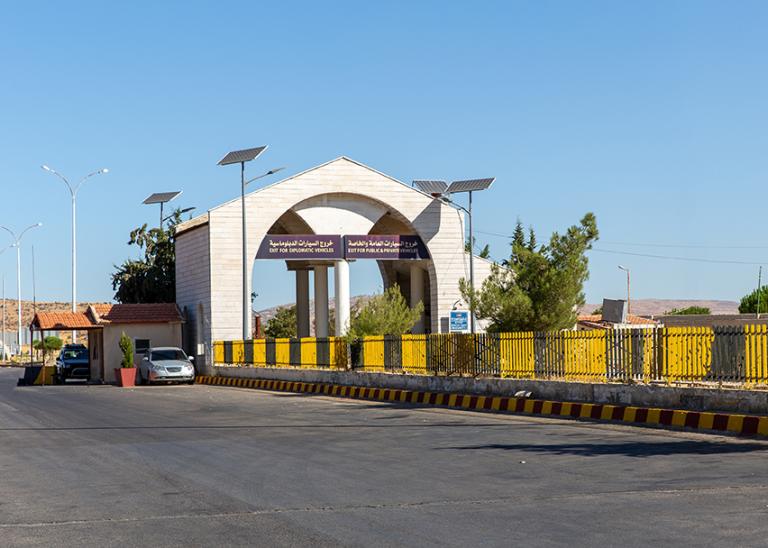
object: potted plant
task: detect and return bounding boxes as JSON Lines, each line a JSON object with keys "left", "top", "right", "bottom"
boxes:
{"left": 114, "top": 332, "right": 137, "bottom": 387}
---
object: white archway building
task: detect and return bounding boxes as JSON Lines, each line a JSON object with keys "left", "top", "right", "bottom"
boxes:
{"left": 175, "top": 157, "right": 493, "bottom": 364}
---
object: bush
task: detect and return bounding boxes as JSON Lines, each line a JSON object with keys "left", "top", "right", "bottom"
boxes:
{"left": 264, "top": 306, "right": 297, "bottom": 338}
{"left": 348, "top": 285, "right": 423, "bottom": 338}
{"left": 666, "top": 306, "right": 711, "bottom": 315}
{"left": 119, "top": 332, "right": 134, "bottom": 368}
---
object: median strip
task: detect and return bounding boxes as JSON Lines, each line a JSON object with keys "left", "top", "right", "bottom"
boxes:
{"left": 195, "top": 375, "right": 768, "bottom": 438}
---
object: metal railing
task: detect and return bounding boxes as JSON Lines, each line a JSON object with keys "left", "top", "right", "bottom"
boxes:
{"left": 213, "top": 325, "right": 768, "bottom": 387}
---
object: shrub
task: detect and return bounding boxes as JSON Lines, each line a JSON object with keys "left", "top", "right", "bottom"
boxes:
{"left": 119, "top": 332, "right": 134, "bottom": 368}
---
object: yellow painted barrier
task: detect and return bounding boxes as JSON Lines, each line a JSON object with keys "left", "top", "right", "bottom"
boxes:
{"left": 301, "top": 337, "right": 317, "bottom": 368}
{"left": 274, "top": 338, "right": 291, "bottom": 367}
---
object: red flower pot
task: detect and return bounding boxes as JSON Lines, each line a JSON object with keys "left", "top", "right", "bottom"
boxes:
{"left": 115, "top": 368, "right": 137, "bottom": 387}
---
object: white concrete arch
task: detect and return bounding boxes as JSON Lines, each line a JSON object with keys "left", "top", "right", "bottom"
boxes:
{"left": 175, "top": 157, "right": 493, "bottom": 359}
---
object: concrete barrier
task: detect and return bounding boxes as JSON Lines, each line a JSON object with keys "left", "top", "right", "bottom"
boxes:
{"left": 197, "top": 374, "right": 768, "bottom": 438}
{"left": 211, "top": 366, "right": 768, "bottom": 415}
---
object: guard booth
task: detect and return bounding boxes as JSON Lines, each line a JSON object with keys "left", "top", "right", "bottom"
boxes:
{"left": 27, "top": 312, "right": 101, "bottom": 385}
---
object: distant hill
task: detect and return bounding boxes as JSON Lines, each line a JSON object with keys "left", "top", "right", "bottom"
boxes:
{"left": 0, "top": 300, "right": 111, "bottom": 332}
{"left": 580, "top": 299, "right": 739, "bottom": 317}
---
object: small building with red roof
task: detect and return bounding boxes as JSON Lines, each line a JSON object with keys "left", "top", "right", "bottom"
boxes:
{"left": 31, "top": 303, "right": 184, "bottom": 383}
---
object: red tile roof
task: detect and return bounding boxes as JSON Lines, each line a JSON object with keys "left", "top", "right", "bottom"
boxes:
{"left": 91, "top": 303, "right": 183, "bottom": 324}
{"left": 31, "top": 312, "right": 96, "bottom": 331}
{"left": 577, "top": 314, "right": 659, "bottom": 330}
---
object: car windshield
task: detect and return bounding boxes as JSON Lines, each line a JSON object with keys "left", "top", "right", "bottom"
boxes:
{"left": 63, "top": 348, "right": 88, "bottom": 360}
{"left": 151, "top": 349, "right": 187, "bottom": 361}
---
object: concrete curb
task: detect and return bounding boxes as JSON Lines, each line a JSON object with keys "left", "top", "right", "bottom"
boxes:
{"left": 196, "top": 375, "right": 768, "bottom": 437}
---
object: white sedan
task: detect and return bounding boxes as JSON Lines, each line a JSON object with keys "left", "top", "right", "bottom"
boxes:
{"left": 137, "top": 347, "right": 195, "bottom": 385}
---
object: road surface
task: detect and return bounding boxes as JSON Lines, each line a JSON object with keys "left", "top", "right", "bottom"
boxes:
{"left": 1, "top": 368, "right": 767, "bottom": 547}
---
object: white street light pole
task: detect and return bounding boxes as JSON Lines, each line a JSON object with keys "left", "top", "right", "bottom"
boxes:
{"left": 42, "top": 166, "right": 108, "bottom": 340}
{"left": 0, "top": 244, "right": 10, "bottom": 361}
{"left": 1, "top": 224, "right": 42, "bottom": 351}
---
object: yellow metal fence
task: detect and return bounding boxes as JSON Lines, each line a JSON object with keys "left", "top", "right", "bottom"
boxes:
{"left": 213, "top": 325, "right": 768, "bottom": 386}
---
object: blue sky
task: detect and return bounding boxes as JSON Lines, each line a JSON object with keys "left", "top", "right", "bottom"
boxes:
{"left": 1, "top": 1, "right": 767, "bottom": 310}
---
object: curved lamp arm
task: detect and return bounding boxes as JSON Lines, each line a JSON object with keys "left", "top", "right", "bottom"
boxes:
{"left": 17, "top": 222, "right": 42, "bottom": 243}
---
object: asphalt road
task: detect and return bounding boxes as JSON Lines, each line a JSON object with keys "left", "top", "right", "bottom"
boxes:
{"left": 2, "top": 368, "right": 768, "bottom": 547}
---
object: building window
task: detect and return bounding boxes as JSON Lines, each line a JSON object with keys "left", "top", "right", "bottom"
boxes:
{"left": 135, "top": 339, "right": 151, "bottom": 355}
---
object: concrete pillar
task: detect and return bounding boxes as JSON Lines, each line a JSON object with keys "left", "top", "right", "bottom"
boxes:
{"left": 335, "top": 260, "right": 351, "bottom": 336}
{"left": 410, "top": 264, "right": 425, "bottom": 334}
{"left": 314, "top": 265, "right": 329, "bottom": 337}
{"left": 296, "top": 270, "right": 310, "bottom": 338}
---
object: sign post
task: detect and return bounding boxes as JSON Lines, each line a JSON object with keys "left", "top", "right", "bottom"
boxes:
{"left": 449, "top": 310, "right": 470, "bottom": 333}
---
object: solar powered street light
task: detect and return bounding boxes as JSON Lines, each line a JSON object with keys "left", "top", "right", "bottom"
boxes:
{"left": 414, "top": 177, "right": 495, "bottom": 333}
{"left": 143, "top": 191, "right": 182, "bottom": 228}
{"left": 217, "top": 145, "right": 275, "bottom": 340}
{"left": 413, "top": 180, "right": 448, "bottom": 196}
{"left": 162, "top": 206, "right": 197, "bottom": 224}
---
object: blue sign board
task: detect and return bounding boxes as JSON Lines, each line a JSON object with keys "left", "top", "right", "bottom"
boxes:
{"left": 449, "top": 310, "right": 469, "bottom": 333}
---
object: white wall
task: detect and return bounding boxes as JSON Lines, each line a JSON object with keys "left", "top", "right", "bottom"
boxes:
{"left": 175, "top": 221, "right": 211, "bottom": 364}
{"left": 101, "top": 323, "right": 182, "bottom": 383}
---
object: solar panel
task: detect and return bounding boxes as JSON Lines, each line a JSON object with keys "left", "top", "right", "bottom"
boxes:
{"left": 218, "top": 146, "right": 267, "bottom": 166}
{"left": 143, "top": 191, "right": 182, "bottom": 205}
{"left": 446, "top": 178, "right": 495, "bottom": 194}
{"left": 413, "top": 180, "right": 448, "bottom": 195}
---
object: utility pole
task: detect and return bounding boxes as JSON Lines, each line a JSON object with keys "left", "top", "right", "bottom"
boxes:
{"left": 618, "top": 265, "right": 631, "bottom": 316}
{"left": 2, "top": 275, "right": 5, "bottom": 362}
{"left": 757, "top": 266, "right": 762, "bottom": 320}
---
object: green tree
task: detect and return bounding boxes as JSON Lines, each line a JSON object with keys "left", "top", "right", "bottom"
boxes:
{"left": 111, "top": 209, "right": 186, "bottom": 303}
{"left": 119, "top": 331, "right": 134, "bottom": 368}
{"left": 34, "top": 336, "right": 63, "bottom": 363}
{"left": 592, "top": 306, "right": 603, "bottom": 315}
{"left": 461, "top": 213, "right": 599, "bottom": 332}
{"left": 465, "top": 237, "right": 490, "bottom": 259}
{"left": 265, "top": 306, "right": 297, "bottom": 338}
{"left": 739, "top": 286, "right": 768, "bottom": 314}
{"left": 666, "top": 306, "right": 711, "bottom": 315}
{"left": 349, "top": 285, "right": 424, "bottom": 338}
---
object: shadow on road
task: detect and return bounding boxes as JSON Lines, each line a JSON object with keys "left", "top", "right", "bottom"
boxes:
{"left": 441, "top": 440, "right": 768, "bottom": 457}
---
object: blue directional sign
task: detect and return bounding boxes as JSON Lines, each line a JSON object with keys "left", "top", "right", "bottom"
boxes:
{"left": 449, "top": 310, "right": 469, "bottom": 333}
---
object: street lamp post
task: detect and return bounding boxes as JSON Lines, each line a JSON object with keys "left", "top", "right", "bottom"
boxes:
{"left": 41, "top": 165, "right": 108, "bottom": 339}
{"left": 218, "top": 146, "right": 282, "bottom": 340}
{"left": 413, "top": 178, "right": 495, "bottom": 334}
{"left": 1, "top": 224, "right": 42, "bottom": 351}
{"left": 0, "top": 244, "right": 10, "bottom": 362}
{"left": 143, "top": 192, "right": 182, "bottom": 229}
{"left": 163, "top": 207, "right": 196, "bottom": 225}
{"left": 618, "top": 265, "right": 631, "bottom": 315}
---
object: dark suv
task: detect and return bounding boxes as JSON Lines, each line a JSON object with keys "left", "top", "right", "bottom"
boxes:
{"left": 55, "top": 344, "right": 90, "bottom": 383}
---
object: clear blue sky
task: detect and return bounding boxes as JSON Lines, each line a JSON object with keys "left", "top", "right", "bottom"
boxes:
{"left": 1, "top": 1, "right": 767, "bottom": 310}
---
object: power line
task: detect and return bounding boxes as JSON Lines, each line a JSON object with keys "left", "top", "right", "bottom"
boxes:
{"left": 590, "top": 248, "right": 768, "bottom": 266}
{"left": 476, "top": 229, "right": 768, "bottom": 249}
{"left": 474, "top": 227, "right": 768, "bottom": 265}
{"left": 599, "top": 241, "right": 768, "bottom": 250}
